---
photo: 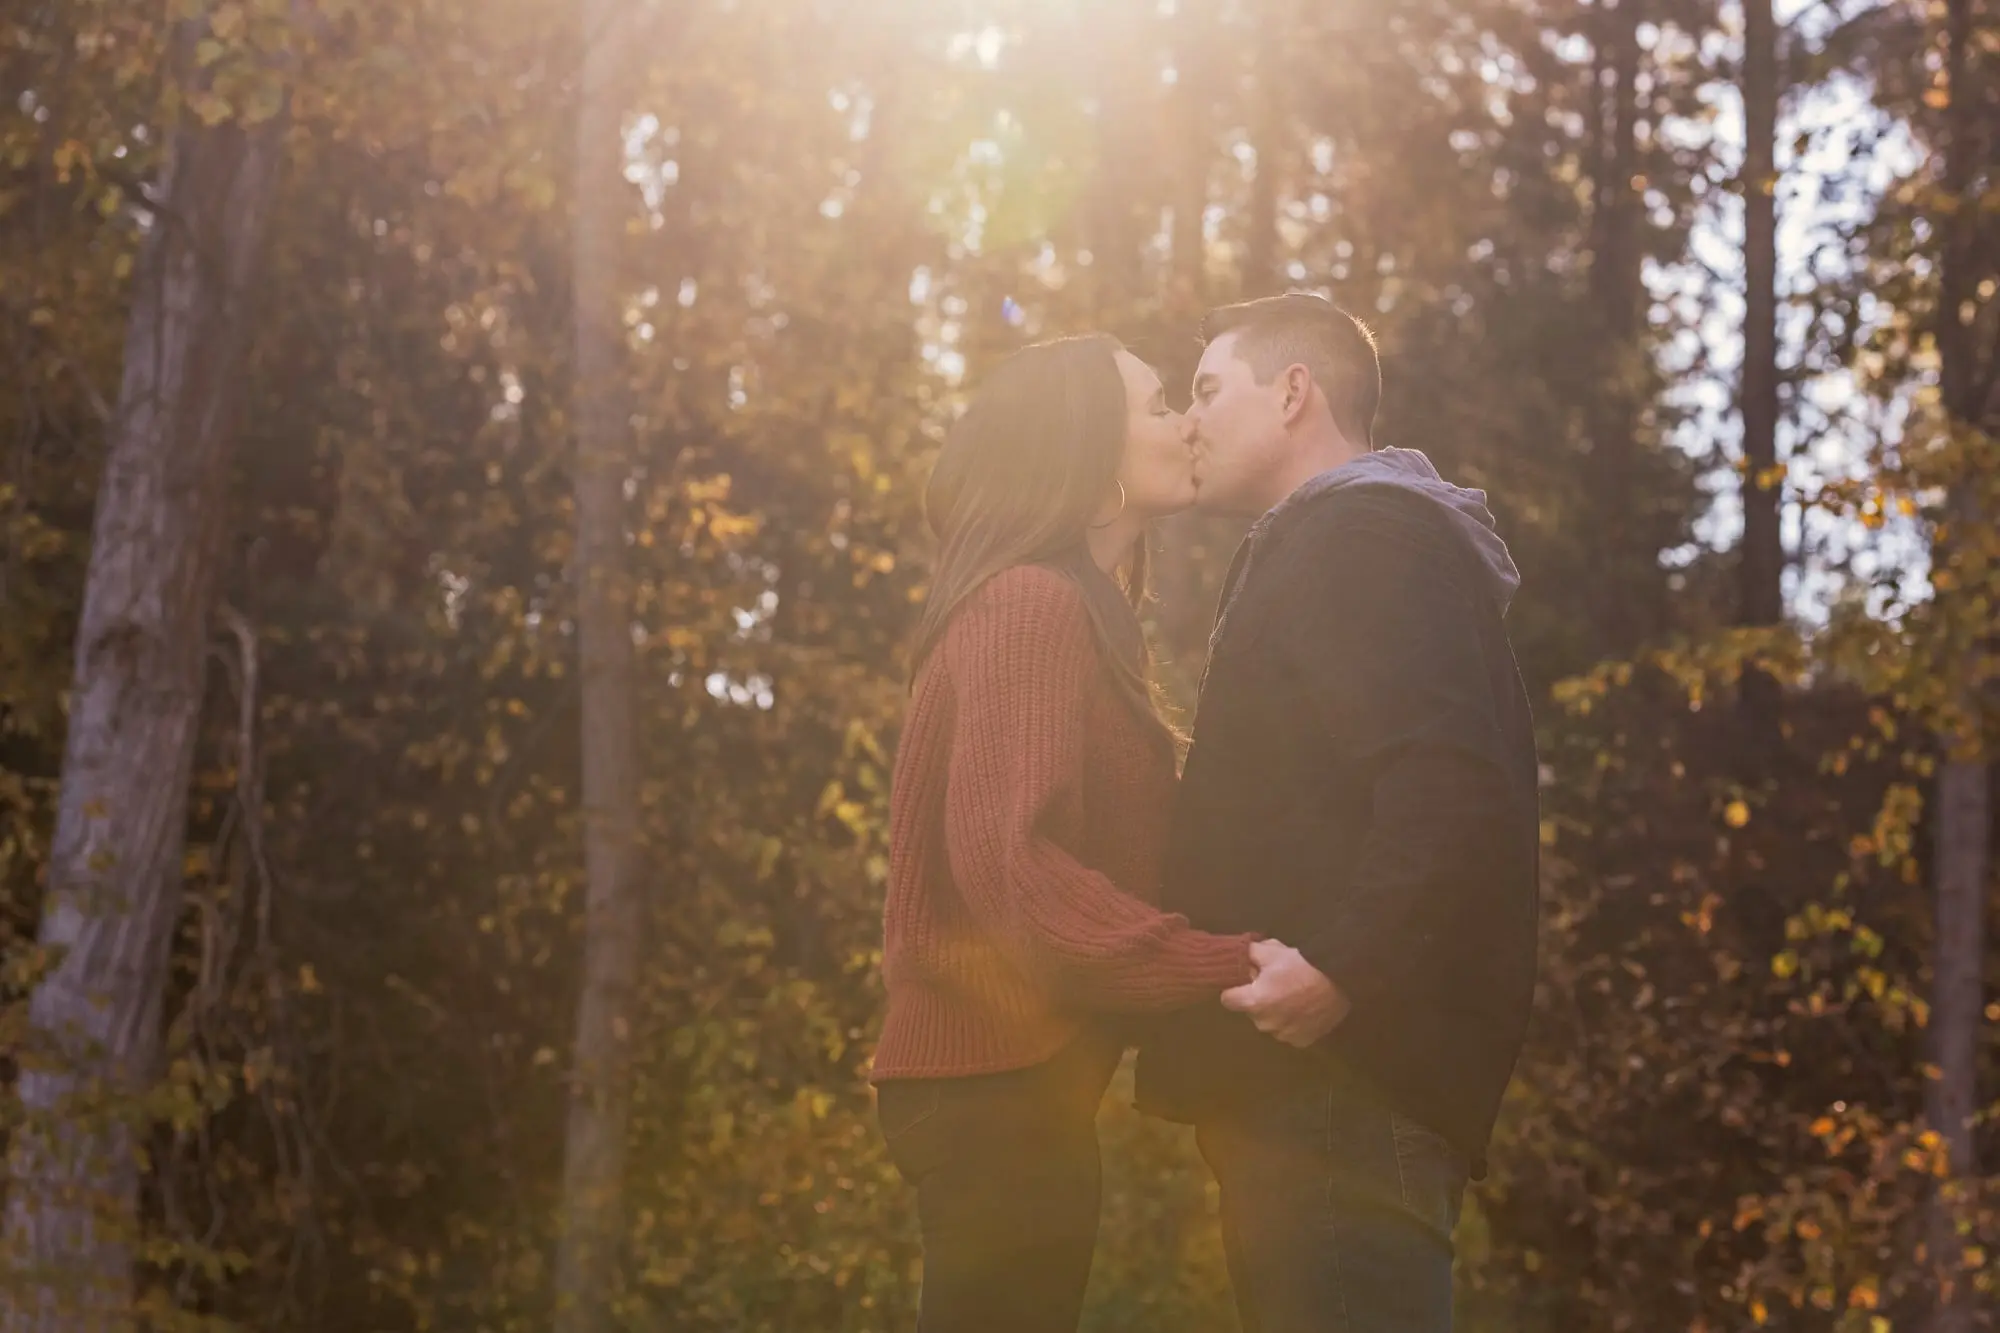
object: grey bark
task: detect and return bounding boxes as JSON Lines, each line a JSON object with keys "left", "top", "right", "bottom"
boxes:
{"left": 1083, "top": 0, "right": 1150, "bottom": 321}
{"left": 1737, "top": 0, "right": 1783, "bottom": 642}
{"left": 1168, "top": 0, "right": 1212, "bottom": 319}
{"left": 1585, "top": 0, "right": 1647, "bottom": 655}
{"left": 1156, "top": 0, "right": 1222, "bottom": 660}
{"left": 1927, "top": 755, "right": 1987, "bottom": 1333}
{"left": 1242, "top": 0, "right": 1287, "bottom": 297}
{"left": 1, "top": 19, "right": 290, "bottom": 1333}
{"left": 1924, "top": 2, "right": 1990, "bottom": 1327}
{"left": 551, "top": 0, "right": 644, "bottom": 1329}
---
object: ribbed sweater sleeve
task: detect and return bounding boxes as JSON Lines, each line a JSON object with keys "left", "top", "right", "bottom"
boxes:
{"left": 938, "top": 566, "right": 1254, "bottom": 1011}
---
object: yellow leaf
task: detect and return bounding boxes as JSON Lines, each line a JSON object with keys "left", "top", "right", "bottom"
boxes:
{"left": 191, "top": 92, "right": 235, "bottom": 126}
{"left": 1724, "top": 799, "right": 1751, "bottom": 828}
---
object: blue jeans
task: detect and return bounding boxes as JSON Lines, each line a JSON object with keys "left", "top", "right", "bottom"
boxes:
{"left": 1194, "top": 1062, "right": 1466, "bottom": 1333}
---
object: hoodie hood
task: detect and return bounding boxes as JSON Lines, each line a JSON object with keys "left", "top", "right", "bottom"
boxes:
{"left": 1262, "top": 447, "right": 1521, "bottom": 613}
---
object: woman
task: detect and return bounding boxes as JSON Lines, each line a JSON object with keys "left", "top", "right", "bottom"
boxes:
{"left": 871, "top": 335, "right": 1263, "bottom": 1331}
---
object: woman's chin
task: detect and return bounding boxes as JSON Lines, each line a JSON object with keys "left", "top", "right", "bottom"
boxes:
{"left": 1130, "top": 480, "right": 1201, "bottom": 520}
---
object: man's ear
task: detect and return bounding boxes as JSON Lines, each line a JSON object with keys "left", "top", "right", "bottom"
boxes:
{"left": 1281, "top": 364, "right": 1314, "bottom": 425}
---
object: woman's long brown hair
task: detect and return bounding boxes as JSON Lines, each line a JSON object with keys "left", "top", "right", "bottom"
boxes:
{"left": 910, "top": 334, "right": 1157, "bottom": 720}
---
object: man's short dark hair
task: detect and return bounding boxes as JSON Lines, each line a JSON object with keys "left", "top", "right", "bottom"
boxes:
{"left": 1200, "top": 292, "right": 1381, "bottom": 446}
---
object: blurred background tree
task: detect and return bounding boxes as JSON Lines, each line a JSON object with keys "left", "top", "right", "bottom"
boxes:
{"left": 0, "top": 0, "right": 1993, "bottom": 1330}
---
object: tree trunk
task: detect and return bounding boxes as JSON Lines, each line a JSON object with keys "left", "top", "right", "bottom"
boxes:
{"left": 2, "top": 19, "right": 289, "bottom": 1332}
{"left": 1084, "top": 0, "right": 1150, "bottom": 324}
{"left": 1585, "top": 0, "right": 1647, "bottom": 655}
{"left": 1923, "top": 3, "right": 1989, "bottom": 1328}
{"left": 1928, "top": 754, "right": 1987, "bottom": 1332}
{"left": 1242, "top": 0, "right": 1287, "bottom": 297}
{"left": 1168, "top": 0, "right": 1212, "bottom": 320}
{"left": 1156, "top": 0, "right": 1219, "bottom": 662}
{"left": 1737, "top": 0, "right": 1783, "bottom": 716}
{"left": 551, "top": 0, "right": 644, "bottom": 1329}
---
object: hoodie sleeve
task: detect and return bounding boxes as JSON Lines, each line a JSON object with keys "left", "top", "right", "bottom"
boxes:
{"left": 1275, "top": 494, "right": 1518, "bottom": 1019}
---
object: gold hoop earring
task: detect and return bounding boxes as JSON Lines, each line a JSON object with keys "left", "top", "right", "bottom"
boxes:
{"left": 1090, "top": 481, "right": 1128, "bottom": 530}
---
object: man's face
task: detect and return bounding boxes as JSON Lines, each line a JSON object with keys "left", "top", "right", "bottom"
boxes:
{"left": 1185, "top": 331, "right": 1288, "bottom": 516}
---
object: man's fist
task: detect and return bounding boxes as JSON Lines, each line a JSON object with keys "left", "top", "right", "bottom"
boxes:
{"left": 1221, "top": 939, "right": 1351, "bottom": 1048}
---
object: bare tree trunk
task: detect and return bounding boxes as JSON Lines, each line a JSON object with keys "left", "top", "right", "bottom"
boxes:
{"left": 1928, "top": 755, "right": 1987, "bottom": 1333}
{"left": 1923, "top": 3, "right": 1989, "bottom": 1328}
{"left": 1155, "top": 0, "right": 1220, "bottom": 662}
{"left": 1242, "top": 0, "right": 1287, "bottom": 297}
{"left": 1585, "top": 0, "right": 1647, "bottom": 656}
{"left": 551, "top": 0, "right": 643, "bottom": 1329}
{"left": 1168, "top": 0, "right": 1212, "bottom": 321}
{"left": 1737, "top": 0, "right": 1783, "bottom": 717}
{"left": 2, "top": 19, "right": 289, "bottom": 1332}
{"left": 1083, "top": 0, "right": 1150, "bottom": 324}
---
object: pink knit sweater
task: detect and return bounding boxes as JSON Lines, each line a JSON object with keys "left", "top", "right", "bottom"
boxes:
{"left": 871, "top": 564, "right": 1256, "bottom": 1081}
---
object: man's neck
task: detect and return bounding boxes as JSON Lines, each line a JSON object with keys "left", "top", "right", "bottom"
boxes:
{"left": 1252, "top": 433, "right": 1369, "bottom": 514}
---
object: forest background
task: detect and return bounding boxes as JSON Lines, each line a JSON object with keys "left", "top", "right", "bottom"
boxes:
{"left": 1, "top": 0, "right": 1997, "bottom": 1330}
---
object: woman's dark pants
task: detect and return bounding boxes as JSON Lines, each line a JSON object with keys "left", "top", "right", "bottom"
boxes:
{"left": 876, "top": 1037, "right": 1120, "bottom": 1333}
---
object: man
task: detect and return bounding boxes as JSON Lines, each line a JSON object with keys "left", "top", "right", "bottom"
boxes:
{"left": 1134, "top": 293, "right": 1540, "bottom": 1332}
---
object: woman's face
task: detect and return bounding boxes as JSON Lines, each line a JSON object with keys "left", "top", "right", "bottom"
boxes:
{"left": 1109, "top": 348, "right": 1198, "bottom": 520}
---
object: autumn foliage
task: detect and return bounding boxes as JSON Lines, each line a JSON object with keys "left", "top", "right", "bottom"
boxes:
{"left": 0, "top": 0, "right": 1995, "bottom": 1330}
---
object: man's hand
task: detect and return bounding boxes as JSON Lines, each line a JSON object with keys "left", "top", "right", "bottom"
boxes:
{"left": 1221, "top": 939, "right": 1351, "bottom": 1048}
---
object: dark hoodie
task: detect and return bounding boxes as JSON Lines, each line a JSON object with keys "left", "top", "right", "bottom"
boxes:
{"left": 1134, "top": 453, "right": 1541, "bottom": 1173}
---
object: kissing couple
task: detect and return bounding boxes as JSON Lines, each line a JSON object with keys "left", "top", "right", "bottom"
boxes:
{"left": 871, "top": 292, "right": 1541, "bottom": 1333}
